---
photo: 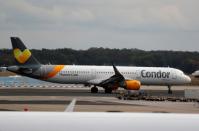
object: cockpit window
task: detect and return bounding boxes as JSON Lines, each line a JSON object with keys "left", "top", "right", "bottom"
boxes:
{"left": 176, "top": 69, "right": 184, "bottom": 75}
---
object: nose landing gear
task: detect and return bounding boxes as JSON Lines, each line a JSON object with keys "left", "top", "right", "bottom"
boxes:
{"left": 168, "top": 85, "right": 172, "bottom": 94}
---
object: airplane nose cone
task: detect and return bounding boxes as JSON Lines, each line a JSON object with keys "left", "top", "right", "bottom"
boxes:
{"left": 185, "top": 76, "right": 191, "bottom": 83}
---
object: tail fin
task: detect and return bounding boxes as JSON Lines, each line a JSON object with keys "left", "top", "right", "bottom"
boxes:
{"left": 10, "top": 37, "right": 40, "bottom": 66}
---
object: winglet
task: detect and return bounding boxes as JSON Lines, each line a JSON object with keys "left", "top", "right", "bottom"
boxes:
{"left": 112, "top": 63, "right": 122, "bottom": 76}
{"left": 65, "top": 98, "right": 77, "bottom": 112}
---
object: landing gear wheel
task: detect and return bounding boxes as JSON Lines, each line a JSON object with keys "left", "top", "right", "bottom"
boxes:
{"left": 105, "top": 88, "right": 112, "bottom": 94}
{"left": 168, "top": 85, "right": 172, "bottom": 94}
{"left": 91, "top": 86, "right": 98, "bottom": 93}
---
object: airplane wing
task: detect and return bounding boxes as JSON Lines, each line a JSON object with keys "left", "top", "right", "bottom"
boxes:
{"left": 88, "top": 78, "right": 109, "bottom": 85}
{"left": 87, "top": 64, "right": 141, "bottom": 91}
{"left": 88, "top": 64, "right": 126, "bottom": 88}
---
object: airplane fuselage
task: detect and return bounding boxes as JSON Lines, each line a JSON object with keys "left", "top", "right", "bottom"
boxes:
{"left": 33, "top": 65, "right": 190, "bottom": 86}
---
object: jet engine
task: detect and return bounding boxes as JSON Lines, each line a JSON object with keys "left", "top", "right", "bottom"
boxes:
{"left": 125, "top": 80, "right": 141, "bottom": 90}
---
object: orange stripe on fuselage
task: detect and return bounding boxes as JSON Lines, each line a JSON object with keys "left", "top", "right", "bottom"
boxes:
{"left": 47, "top": 65, "right": 64, "bottom": 79}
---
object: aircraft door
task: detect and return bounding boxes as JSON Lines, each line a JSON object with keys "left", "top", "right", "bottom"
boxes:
{"left": 90, "top": 68, "right": 96, "bottom": 79}
{"left": 38, "top": 66, "right": 46, "bottom": 78}
{"left": 172, "top": 70, "right": 177, "bottom": 79}
{"left": 135, "top": 70, "right": 141, "bottom": 80}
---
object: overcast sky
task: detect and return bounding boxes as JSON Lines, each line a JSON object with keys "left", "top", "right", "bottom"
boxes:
{"left": 0, "top": 0, "right": 199, "bottom": 51}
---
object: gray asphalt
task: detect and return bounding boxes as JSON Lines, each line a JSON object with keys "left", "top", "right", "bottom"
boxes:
{"left": 0, "top": 87, "right": 198, "bottom": 113}
{"left": 0, "top": 88, "right": 184, "bottom": 97}
{"left": 0, "top": 88, "right": 115, "bottom": 96}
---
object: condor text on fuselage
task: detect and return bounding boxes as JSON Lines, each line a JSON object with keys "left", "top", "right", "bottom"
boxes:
{"left": 141, "top": 70, "right": 170, "bottom": 79}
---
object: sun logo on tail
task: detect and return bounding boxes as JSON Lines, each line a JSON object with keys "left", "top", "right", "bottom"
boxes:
{"left": 13, "top": 48, "right": 31, "bottom": 64}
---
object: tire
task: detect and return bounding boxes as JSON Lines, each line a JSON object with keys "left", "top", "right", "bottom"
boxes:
{"left": 91, "top": 87, "right": 98, "bottom": 93}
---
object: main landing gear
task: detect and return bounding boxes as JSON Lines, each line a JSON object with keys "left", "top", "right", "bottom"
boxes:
{"left": 91, "top": 86, "right": 113, "bottom": 94}
{"left": 168, "top": 85, "right": 172, "bottom": 94}
{"left": 91, "top": 86, "right": 98, "bottom": 93}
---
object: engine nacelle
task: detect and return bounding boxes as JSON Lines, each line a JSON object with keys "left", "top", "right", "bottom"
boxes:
{"left": 125, "top": 80, "right": 141, "bottom": 90}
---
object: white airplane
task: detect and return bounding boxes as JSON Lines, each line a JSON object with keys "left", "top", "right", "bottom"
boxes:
{"left": 0, "top": 112, "right": 199, "bottom": 131}
{"left": 4, "top": 37, "right": 191, "bottom": 94}
{"left": 192, "top": 70, "right": 199, "bottom": 78}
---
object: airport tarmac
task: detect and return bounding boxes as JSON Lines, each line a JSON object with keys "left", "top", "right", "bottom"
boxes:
{"left": 0, "top": 86, "right": 199, "bottom": 113}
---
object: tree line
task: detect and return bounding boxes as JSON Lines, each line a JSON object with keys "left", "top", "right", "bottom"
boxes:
{"left": 0, "top": 48, "right": 199, "bottom": 74}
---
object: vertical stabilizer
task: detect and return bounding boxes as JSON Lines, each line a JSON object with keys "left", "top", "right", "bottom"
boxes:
{"left": 10, "top": 37, "right": 40, "bottom": 66}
